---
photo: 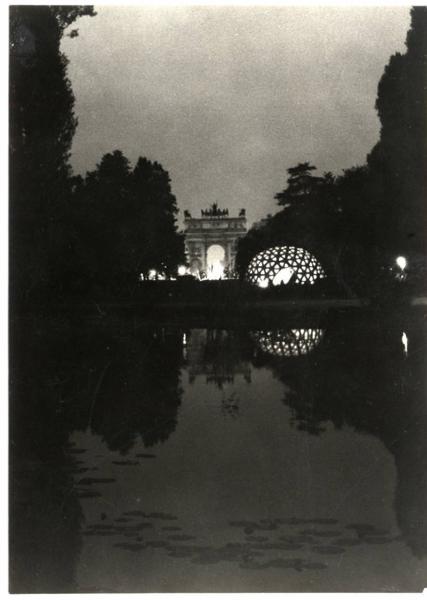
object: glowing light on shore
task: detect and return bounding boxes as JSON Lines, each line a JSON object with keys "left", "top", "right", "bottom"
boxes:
{"left": 396, "top": 256, "right": 407, "bottom": 271}
{"left": 178, "top": 265, "right": 187, "bottom": 276}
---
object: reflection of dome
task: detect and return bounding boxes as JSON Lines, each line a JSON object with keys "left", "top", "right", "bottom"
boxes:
{"left": 246, "top": 246, "right": 326, "bottom": 286}
{"left": 252, "top": 329, "right": 324, "bottom": 357}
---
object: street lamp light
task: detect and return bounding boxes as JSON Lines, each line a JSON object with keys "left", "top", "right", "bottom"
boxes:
{"left": 396, "top": 256, "right": 407, "bottom": 271}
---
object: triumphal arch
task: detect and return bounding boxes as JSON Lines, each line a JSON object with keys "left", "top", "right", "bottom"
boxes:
{"left": 183, "top": 204, "right": 247, "bottom": 278}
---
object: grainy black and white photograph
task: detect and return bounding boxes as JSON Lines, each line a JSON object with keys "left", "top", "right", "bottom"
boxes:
{"left": 9, "top": 2, "right": 427, "bottom": 594}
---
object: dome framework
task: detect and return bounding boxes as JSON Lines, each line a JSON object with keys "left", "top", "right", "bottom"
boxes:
{"left": 246, "top": 246, "right": 326, "bottom": 286}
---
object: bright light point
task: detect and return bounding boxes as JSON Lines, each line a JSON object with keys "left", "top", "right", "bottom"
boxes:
{"left": 148, "top": 269, "right": 157, "bottom": 280}
{"left": 178, "top": 265, "right": 187, "bottom": 276}
{"left": 402, "top": 331, "right": 408, "bottom": 356}
{"left": 207, "top": 263, "right": 224, "bottom": 280}
{"left": 139, "top": 273, "right": 145, "bottom": 281}
{"left": 396, "top": 256, "right": 407, "bottom": 270}
{"left": 272, "top": 266, "right": 294, "bottom": 286}
{"left": 258, "top": 278, "right": 269, "bottom": 289}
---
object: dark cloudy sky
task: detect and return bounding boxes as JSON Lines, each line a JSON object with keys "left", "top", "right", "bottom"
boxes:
{"left": 62, "top": 6, "right": 410, "bottom": 227}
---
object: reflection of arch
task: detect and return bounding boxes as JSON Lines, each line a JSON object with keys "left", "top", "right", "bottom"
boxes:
{"left": 206, "top": 244, "right": 225, "bottom": 280}
{"left": 186, "top": 329, "right": 252, "bottom": 387}
{"left": 252, "top": 329, "right": 324, "bottom": 357}
{"left": 246, "top": 246, "right": 326, "bottom": 286}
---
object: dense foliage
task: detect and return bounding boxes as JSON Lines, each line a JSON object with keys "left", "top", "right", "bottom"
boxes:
{"left": 70, "top": 152, "right": 185, "bottom": 297}
{"left": 10, "top": 6, "right": 96, "bottom": 308}
{"left": 368, "top": 6, "right": 427, "bottom": 262}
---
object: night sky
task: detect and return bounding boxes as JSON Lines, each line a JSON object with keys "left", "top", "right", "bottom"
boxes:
{"left": 62, "top": 6, "right": 410, "bottom": 227}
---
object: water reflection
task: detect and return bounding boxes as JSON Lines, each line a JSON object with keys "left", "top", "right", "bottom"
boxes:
{"left": 251, "top": 328, "right": 324, "bottom": 357}
{"left": 90, "top": 329, "right": 184, "bottom": 453}
{"left": 10, "top": 320, "right": 184, "bottom": 591}
{"left": 185, "top": 329, "right": 251, "bottom": 387}
{"left": 401, "top": 331, "right": 408, "bottom": 356}
{"left": 253, "top": 318, "right": 427, "bottom": 558}
{"left": 10, "top": 313, "right": 427, "bottom": 592}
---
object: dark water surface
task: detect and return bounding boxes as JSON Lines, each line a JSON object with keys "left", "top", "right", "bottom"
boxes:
{"left": 10, "top": 311, "right": 427, "bottom": 592}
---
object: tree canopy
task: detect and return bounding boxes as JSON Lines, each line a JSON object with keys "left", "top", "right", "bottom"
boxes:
{"left": 368, "top": 6, "right": 427, "bottom": 262}
{"left": 275, "top": 162, "right": 324, "bottom": 208}
{"left": 71, "top": 151, "right": 185, "bottom": 297}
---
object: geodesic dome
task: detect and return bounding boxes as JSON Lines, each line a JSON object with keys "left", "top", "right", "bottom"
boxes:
{"left": 252, "top": 328, "right": 324, "bottom": 357}
{"left": 246, "top": 246, "right": 326, "bottom": 286}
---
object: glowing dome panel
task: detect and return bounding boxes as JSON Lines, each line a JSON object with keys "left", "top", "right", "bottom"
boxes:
{"left": 246, "top": 246, "right": 326, "bottom": 286}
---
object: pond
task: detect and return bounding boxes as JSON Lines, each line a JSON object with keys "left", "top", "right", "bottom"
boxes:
{"left": 10, "top": 311, "right": 427, "bottom": 592}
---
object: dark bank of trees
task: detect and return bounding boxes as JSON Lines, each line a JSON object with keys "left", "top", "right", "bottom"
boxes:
{"left": 10, "top": 5, "right": 185, "bottom": 311}
{"left": 10, "top": 5, "right": 95, "bottom": 309}
{"left": 69, "top": 151, "right": 185, "bottom": 299}
{"left": 237, "top": 7, "right": 427, "bottom": 297}
{"left": 367, "top": 5, "right": 427, "bottom": 263}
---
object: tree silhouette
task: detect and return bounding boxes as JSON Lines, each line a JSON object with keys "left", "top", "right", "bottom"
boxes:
{"left": 76, "top": 150, "right": 132, "bottom": 294}
{"left": 275, "top": 162, "right": 323, "bottom": 208}
{"left": 9, "top": 6, "right": 95, "bottom": 309}
{"left": 131, "top": 157, "right": 185, "bottom": 279}
{"left": 368, "top": 7, "right": 427, "bottom": 271}
{"left": 71, "top": 152, "right": 186, "bottom": 297}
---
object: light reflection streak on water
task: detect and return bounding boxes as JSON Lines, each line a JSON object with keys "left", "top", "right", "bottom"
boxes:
{"left": 402, "top": 331, "right": 408, "bottom": 356}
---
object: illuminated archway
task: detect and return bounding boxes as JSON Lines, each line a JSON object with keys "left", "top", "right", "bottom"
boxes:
{"left": 246, "top": 246, "right": 326, "bottom": 287}
{"left": 206, "top": 244, "right": 225, "bottom": 280}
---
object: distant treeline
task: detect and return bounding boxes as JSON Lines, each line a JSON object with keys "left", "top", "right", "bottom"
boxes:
{"left": 236, "top": 7, "right": 427, "bottom": 297}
